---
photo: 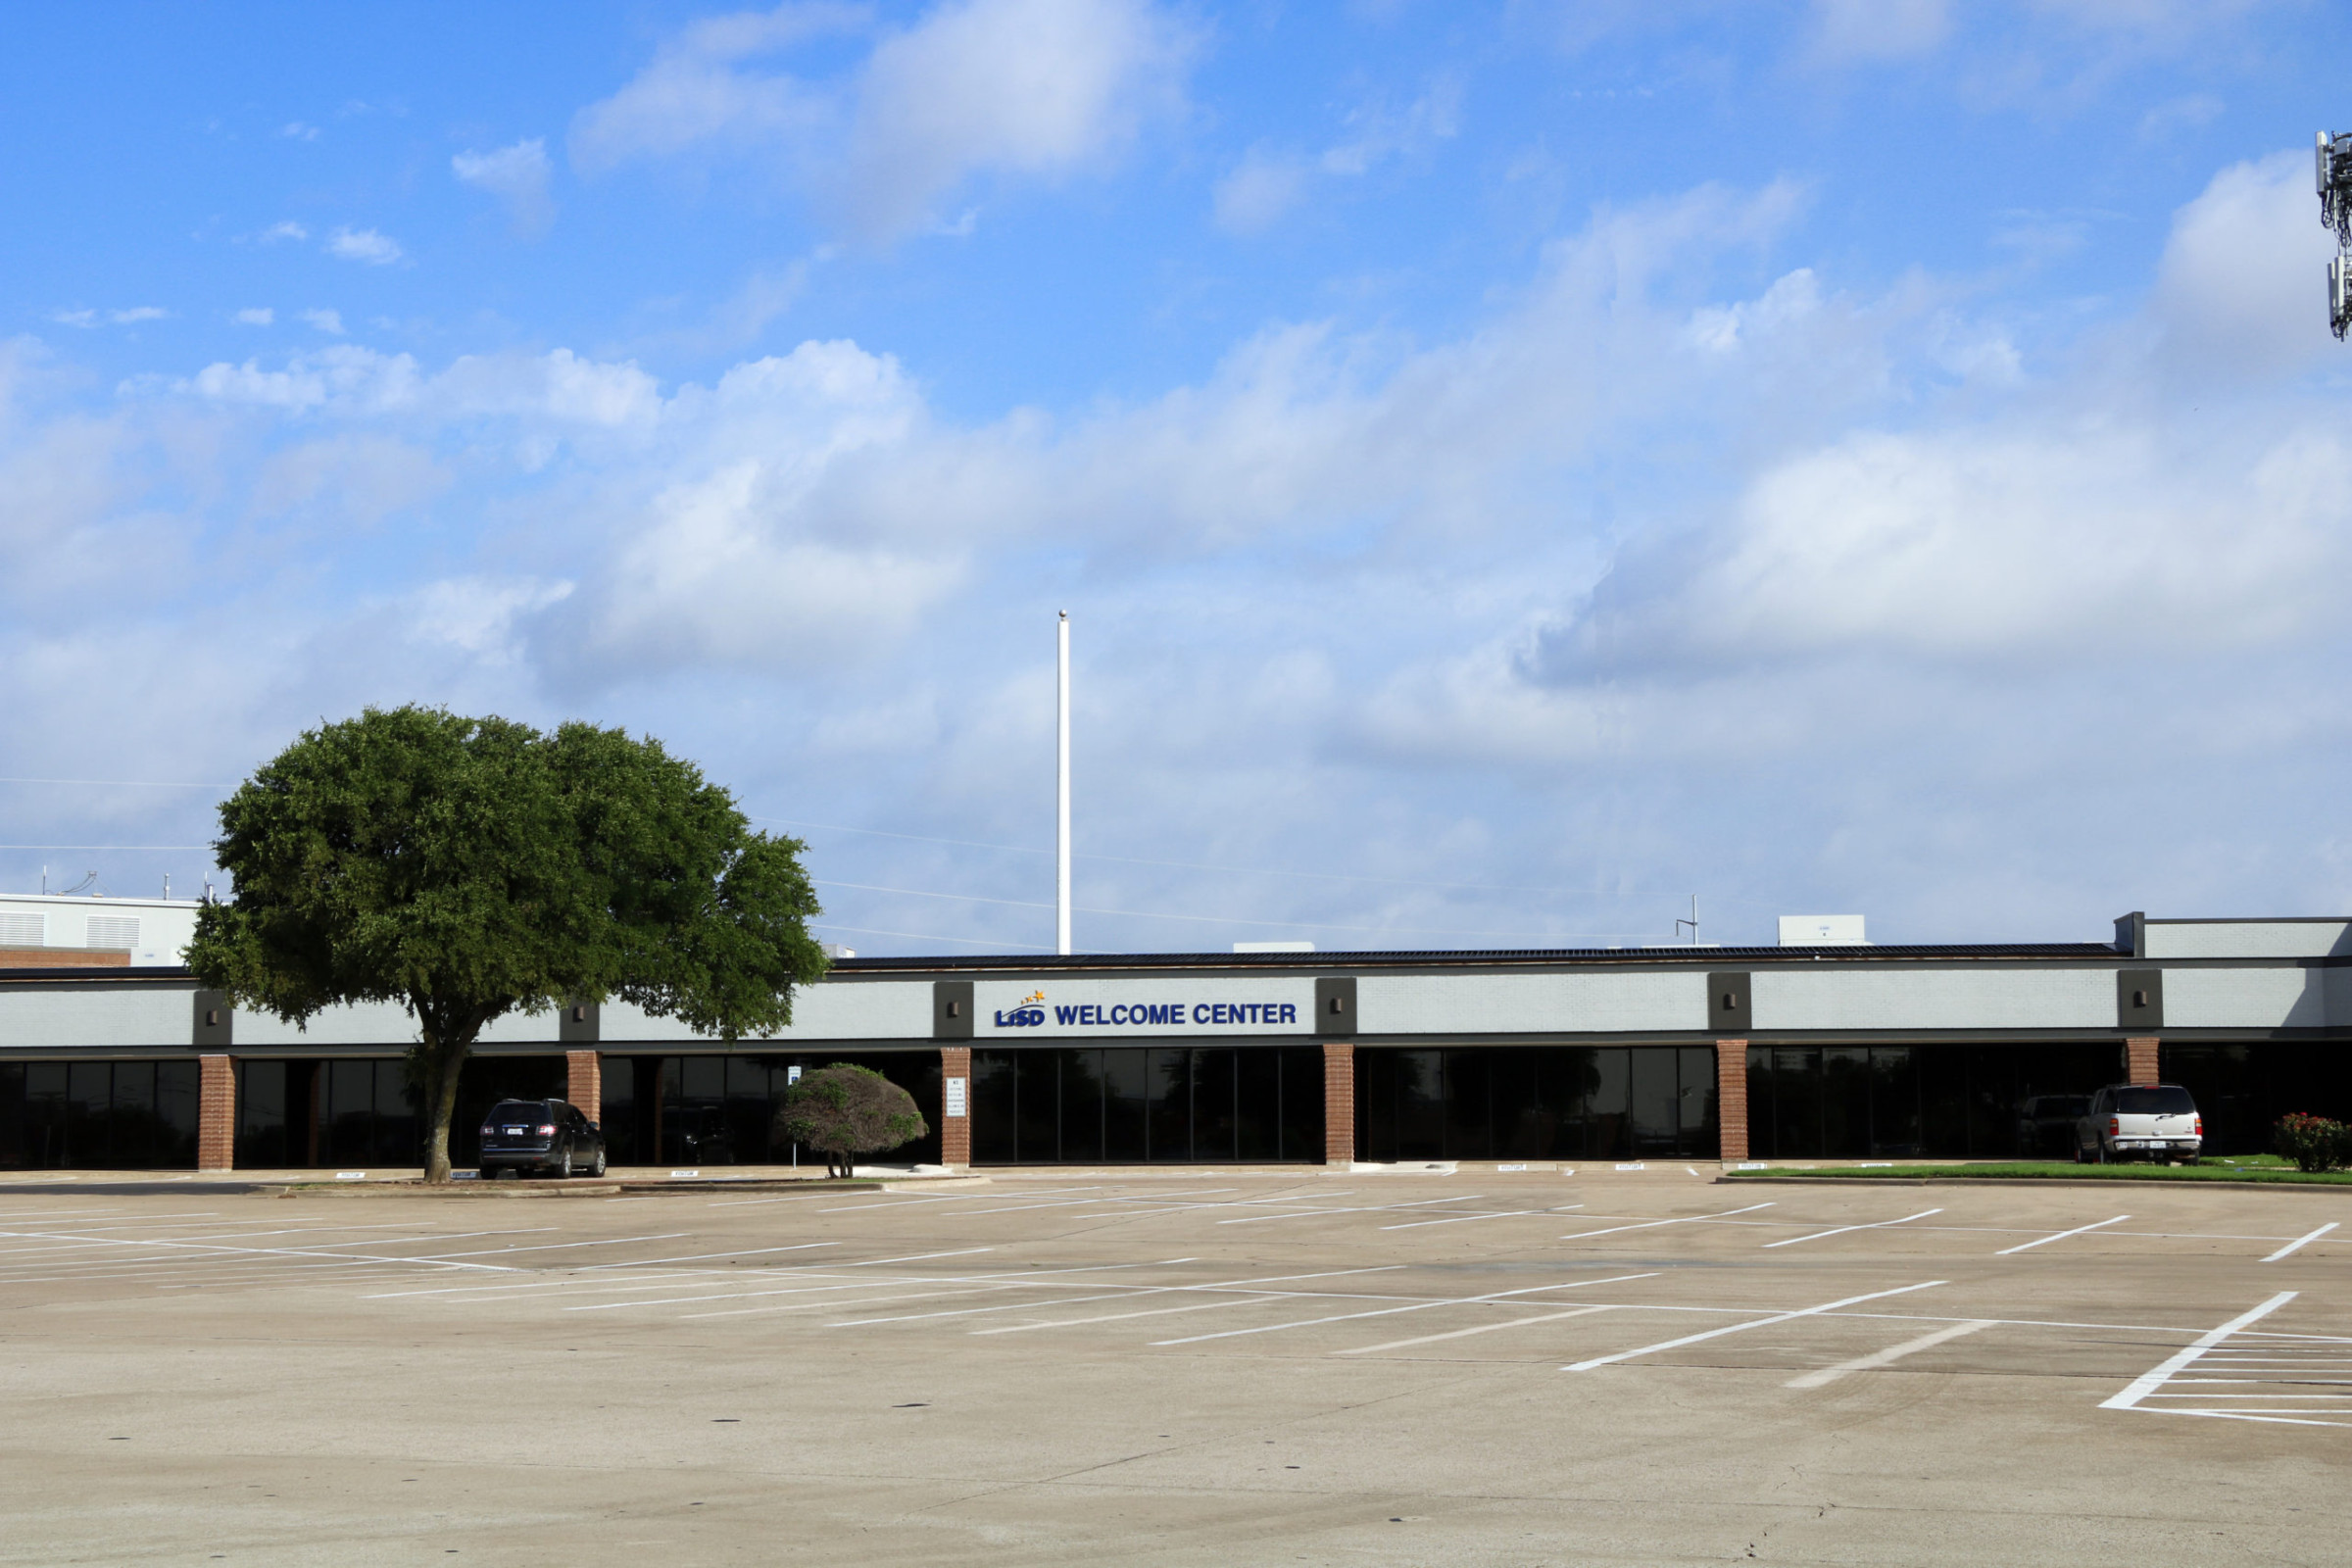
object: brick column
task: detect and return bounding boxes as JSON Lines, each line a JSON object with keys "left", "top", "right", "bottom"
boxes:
{"left": 198, "top": 1054, "right": 235, "bottom": 1172}
{"left": 939, "top": 1046, "right": 971, "bottom": 1169}
{"left": 1322, "top": 1042, "right": 1354, "bottom": 1166}
{"left": 1715, "top": 1039, "right": 1749, "bottom": 1162}
{"left": 2126, "top": 1037, "right": 2160, "bottom": 1085}
{"left": 565, "top": 1050, "right": 601, "bottom": 1116}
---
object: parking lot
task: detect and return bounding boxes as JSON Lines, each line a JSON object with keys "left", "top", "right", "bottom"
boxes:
{"left": 0, "top": 1169, "right": 2345, "bottom": 1566}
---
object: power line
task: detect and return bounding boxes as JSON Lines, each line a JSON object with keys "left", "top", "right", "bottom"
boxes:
{"left": 0, "top": 777, "right": 223, "bottom": 789}
{"left": 766, "top": 813, "right": 1770, "bottom": 907}
{"left": 810, "top": 879, "right": 1637, "bottom": 943}
{"left": 810, "top": 922, "right": 1056, "bottom": 953}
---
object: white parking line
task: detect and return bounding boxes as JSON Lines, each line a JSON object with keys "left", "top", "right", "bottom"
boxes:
{"left": 1563, "top": 1281, "right": 1946, "bottom": 1372}
{"left": 2101, "top": 1292, "right": 2331, "bottom": 1426}
{"left": 683, "top": 1259, "right": 1193, "bottom": 1322}
{"left": 1380, "top": 1205, "right": 1585, "bottom": 1232}
{"left": 579, "top": 1242, "right": 837, "bottom": 1269}
{"left": 1337, "top": 1302, "right": 1619, "bottom": 1356}
{"left": 1559, "top": 1202, "right": 1774, "bottom": 1241}
{"left": 1785, "top": 1319, "right": 1994, "bottom": 1388}
{"left": 563, "top": 1249, "right": 1006, "bottom": 1311}
{"left": 1153, "top": 1274, "right": 1659, "bottom": 1347}
{"left": 1996, "top": 1215, "right": 2129, "bottom": 1255}
{"left": 969, "top": 1267, "right": 1410, "bottom": 1335}
{"left": 0, "top": 1227, "right": 527, "bottom": 1274}
{"left": 2262, "top": 1222, "right": 2339, "bottom": 1262}
{"left": 1218, "top": 1194, "right": 1490, "bottom": 1226}
{"left": 395, "top": 1232, "right": 689, "bottom": 1261}
{"left": 1763, "top": 1209, "right": 1941, "bottom": 1249}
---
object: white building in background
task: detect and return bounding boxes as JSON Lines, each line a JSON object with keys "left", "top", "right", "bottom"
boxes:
{"left": 0, "top": 894, "right": 202, "bottom": 967}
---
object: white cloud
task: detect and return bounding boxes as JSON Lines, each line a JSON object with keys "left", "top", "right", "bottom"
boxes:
{"left": 1808, "top": 0, "right": 1950, "bottom": 62}
{"left": 259, "top": 220, "right": 309, "bottom": 244}
{"left": 50, "top": 307, "right": 168, "bottom": 328}
{"left": 570, "top": 4, "right": 859, "bottom": 166}
{"left": 14, "top": 147, "right": 2352, "bottom": 950}
{"left": 2139, "top": 91, "right": 2223, "bottom": 138}
{"left": 452, "top": 137, "right": 556, "bottom": 234}
{"left": 1211, "top": 151, "right": 1309, "bottom": 234}
{"left": 249, "top": 434, "right": 451, "bottom": 529}
{"left": 571, "top": 0, "right": 1194, "bottom": 242}
{"left": 1213, "top": 77, "right": 1463, "bottom": 235}
{"left": 325, "top": 226, "right": 404, "bottom": 266}
{"left": 280, "top": 122, "right": 320, "bottom": 141}
{"left": 234, "top": 308, "right": 274, "bottom": 326}
{"left": 2148, "top": 151, "right": 2333, "bottom": 379}
{"left": 300, "top": 309, "right": 345, "bottom": 335}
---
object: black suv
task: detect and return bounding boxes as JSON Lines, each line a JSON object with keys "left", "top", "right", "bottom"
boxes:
{"left": 478, "top": 1099, "right": 608, "bottom": 1179}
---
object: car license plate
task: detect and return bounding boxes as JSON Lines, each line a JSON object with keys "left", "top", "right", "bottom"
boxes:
{"left": 503, "top": 1126, "right": 525, "bottom": 1135}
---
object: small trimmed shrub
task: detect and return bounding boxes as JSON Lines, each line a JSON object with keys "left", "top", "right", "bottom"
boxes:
{"left": 2273, "top": 1112, "right": 2352, "bottom": 1174}
{"left": 775, "top": 1063, "right": 928, "bottom": 1178}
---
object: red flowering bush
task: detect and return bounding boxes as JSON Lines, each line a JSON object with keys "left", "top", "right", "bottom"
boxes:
{"left": 2273, "top": 1113, "right": 2352, "bottom": 1173}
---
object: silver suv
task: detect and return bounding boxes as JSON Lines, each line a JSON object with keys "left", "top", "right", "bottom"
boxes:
{"left": 2076, "top": 1084, "right": 2201, "bottom": 1164}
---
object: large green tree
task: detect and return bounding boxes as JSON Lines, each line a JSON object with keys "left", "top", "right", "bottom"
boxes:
{"left": 187, "top": 706, "right": 828, "bottom": 1181}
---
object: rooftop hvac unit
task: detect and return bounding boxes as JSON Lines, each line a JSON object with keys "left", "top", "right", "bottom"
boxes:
{"left": 0, "top": 913, "right": 42, "bottom": 947}
{"left": 1778, "top": 914, "right": 1868, "bottom": 947}
{"left": 85, "top": 916, "right": 140, "bottom": 951}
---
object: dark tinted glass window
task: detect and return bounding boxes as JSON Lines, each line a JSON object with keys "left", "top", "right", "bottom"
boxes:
{"left": 487, "top": 1102, "right": 550, "bottom": 1122}
{"left": 2115, "top": 1087, "right": 2195, "bottom": 1114}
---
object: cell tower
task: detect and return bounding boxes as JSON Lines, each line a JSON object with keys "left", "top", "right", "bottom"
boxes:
{"left": 2322, "top": 131, "right": 2352, "bottom": 340}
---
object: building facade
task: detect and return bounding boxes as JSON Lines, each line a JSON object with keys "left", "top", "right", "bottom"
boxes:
{"left": 1, "top": 912, "right": 2348, "bottom": 1171}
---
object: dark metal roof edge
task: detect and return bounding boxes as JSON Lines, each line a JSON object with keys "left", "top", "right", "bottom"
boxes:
{"left": 829, "top": 943, "right": 2127, "bottom": 972}
{"left": 2141, "top": 915, "right": 2352, "bottom": 925}
{"left": 0, "top": 964, "right": 195, "bottom": 983}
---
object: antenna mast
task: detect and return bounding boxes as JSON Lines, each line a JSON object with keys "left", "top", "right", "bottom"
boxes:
{"left": 1056, "top": 611, "right": 1071, "bottom": 956}
{"left": 2320, "top": 131, "right": 2352, "bottom": 340}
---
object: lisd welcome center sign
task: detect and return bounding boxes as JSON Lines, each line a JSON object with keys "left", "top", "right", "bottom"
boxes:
{"left": 974, "top": 978, "right": 1313, "bottom": 1037}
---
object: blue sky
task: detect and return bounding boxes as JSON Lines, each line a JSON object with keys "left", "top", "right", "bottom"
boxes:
{"left": 3, "top": 0, "right": 2350, "bottom": 954}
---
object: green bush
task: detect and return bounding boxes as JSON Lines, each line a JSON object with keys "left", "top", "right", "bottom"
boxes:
{"left": 775, "top": 1063, "right": 927, "bottom": 1179}
{"left": 2273, "top": 1112, "right": 2352, "bottom": 1174}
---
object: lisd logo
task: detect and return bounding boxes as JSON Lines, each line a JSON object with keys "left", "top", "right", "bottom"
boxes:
{"left": 993, "top": 990, "right": 1048, "bottom": 1028}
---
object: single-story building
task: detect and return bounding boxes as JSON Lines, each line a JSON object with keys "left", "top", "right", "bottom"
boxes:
{"left": 3, "top": 903, "right": 2348, "bottom": 1170}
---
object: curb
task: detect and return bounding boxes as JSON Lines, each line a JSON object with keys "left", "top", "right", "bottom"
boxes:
{"left": 1717, "top": 1174, "right": 2352, "bottom": 1191}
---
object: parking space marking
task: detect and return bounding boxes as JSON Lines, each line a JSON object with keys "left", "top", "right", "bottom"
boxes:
{"left": 674, "top": 1260, "right": 1202, "bottom": 1323}
{"left": 969, "top": 1266, "right": 1411, "bottom": 1335}
{"left": 1785, "top": 1319, "right": 1994, "bottom": 1388}
{"left": 2262, "top": 1222, "right": 2339, "bottom": 1262}
{"left": 578, "top": 1242, "right": 838, "bottom": 1269}
{"left": 1220, "top": 1195, "right": 1491, "bottom": 1226}
{"left": 2097, "top": 1292, "right": 2352, "bottom": 1427}
{"left": 1379, "top": 1204, "right": 1585, "bottom": 1232}
{"left": 1152, "top": 1273, "right": 1659, "bottom": 1347}
{"left": 1559, "top": 1202, "right": 1774, "bottom": 1241}
{"left": 1764, "top": 1209, "right": 1941, "bottom": 1249}
{"left": 1562, "top": 1280, "right": 1946, "bottom": 1372}
{"left": 1337, "top": 1302, "right": 1620, "bottom": 1356}
{"left": 1995, "top": 1215, "right": 2130, "bottom": 1254}
{"left": 0, "top": 1226, "right": 530, "bottom": 1274}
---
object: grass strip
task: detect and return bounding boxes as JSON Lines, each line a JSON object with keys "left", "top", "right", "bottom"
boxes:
{"left": 1725, "top": 1159, "right": 2352, "bottom": 1185}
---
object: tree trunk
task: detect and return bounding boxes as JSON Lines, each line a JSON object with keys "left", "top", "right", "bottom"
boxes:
{"left": 411, "top": 1010, "right": 476, "bottom": 1185}
{"left": 424, "top": 1045, "right": 467, "bottom": 1183}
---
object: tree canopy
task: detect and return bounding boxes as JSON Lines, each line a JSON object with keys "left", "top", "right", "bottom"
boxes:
{"left": 775, "top": 1064, "right": 928, "bottom": 1179}
{"left": 186, "top": 706, "right": 828, "bottom": 1180}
